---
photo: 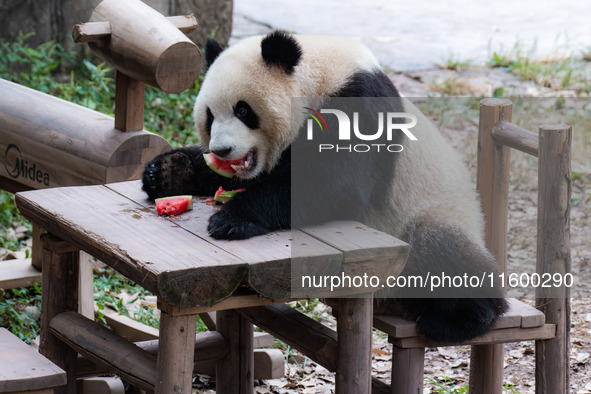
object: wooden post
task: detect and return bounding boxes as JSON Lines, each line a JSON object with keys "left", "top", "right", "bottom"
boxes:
{"left": 471, "top": 98, "right": 512, "bottom": 394}
{"left": 114, "top": 71, "right": 145, "bottom": 132}
{"left": 216, "top": 310, "right": 254, "bottom": 394}
{"left": 155, "top": 311, "right": 197, "bottom": 394}
{"left": 535, "top": 125, "right": 571, "bottom": 394}
{"left": 40, "top": 234, "right": 80, "bottom": 394}
{"left": 390, "top": 346, "right": 424, "bottom": 394}
{"left": 335, "top": 297, "right": 373, "bottom": 394}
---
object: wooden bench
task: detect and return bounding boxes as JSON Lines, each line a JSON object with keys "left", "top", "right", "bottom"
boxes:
{"left": 369, "top": 98, "right": 572, "bottom": 394}
{"left": 0, "top": 328, "right": 66, "bottom": 393}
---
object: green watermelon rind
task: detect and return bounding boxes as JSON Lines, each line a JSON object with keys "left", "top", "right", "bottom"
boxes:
{"left": 203, "top": 153, "right": 235, "bottom": 178}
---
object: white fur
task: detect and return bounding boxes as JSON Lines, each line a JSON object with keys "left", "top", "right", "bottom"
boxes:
{"left": 194, "top": 34, "right": 485, "bottom": 244}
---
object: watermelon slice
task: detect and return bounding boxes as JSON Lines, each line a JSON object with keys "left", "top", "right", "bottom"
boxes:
{"left": 155, "top": 195, "right": 193, "bottom": 216}
{"left": 203, "top": 152, "right": 242, "bottom": 178}
{"left": 213, "top": 187, "right": 245, "bottom": 204}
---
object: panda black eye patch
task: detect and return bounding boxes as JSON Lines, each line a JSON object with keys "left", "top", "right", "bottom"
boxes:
{"left": 206, "top": 107, "right": 214, "bottom": 135}
{"left": 233, "top": 101, "right": 260, "bottom": 129}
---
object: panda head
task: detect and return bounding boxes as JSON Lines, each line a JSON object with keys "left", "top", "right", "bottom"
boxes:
{"left": 194, "top": 31, "right": 304, "bottom": 179}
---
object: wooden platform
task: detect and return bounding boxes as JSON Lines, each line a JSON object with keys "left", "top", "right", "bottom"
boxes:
{"left": 374, "top": 298, "right": 555, "bottom": 348}
{"left": 0, "top": 258, "right": 41, "bottom": 290}
{"left": 0, "top": 328, "right": 66, "bottom": 393}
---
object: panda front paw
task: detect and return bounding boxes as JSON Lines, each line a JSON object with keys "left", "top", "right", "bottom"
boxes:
{"left": 142, "top": 151, "right": 193, "bottom": 200}
{"left": 208, "top": 209, "right": 269, "bottom": 240}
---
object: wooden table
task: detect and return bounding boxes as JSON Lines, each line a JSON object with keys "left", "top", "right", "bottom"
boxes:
{"left": 16, "top": 180, "right": 408, "bottom": 394}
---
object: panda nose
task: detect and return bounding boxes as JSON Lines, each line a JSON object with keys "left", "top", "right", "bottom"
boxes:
{"left": 211, "top": 147, "right": 233, "bottom": 158}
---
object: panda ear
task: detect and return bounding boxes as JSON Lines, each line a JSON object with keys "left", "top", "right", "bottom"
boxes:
{"left": 204, "top": 38, "right": 225, "bottom": 69}
{"left": 261, "top": 31, "right": 302, "bottom": 74}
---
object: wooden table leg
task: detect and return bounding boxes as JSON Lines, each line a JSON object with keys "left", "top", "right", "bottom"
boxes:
{"left": 40, "top": 234, "right": 80, "bottom": 394}
{"left": 335, "top": 297, "right": 373, "bottom": 394}
{"left": 216, "top": 310, "right": 254, "bottom": 393}
{"left": 155, "top": 311, "right": 197, "bottom": 393}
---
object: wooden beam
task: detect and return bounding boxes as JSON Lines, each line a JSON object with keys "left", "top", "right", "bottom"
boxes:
{"left": 491, "top": 120, "right": 539, "bottom": 157}
{"left": 114, "top": 71, "right": 145, "bottom": 132}
{"left": 49, "top": 311, "right": 156, "bottom": 391}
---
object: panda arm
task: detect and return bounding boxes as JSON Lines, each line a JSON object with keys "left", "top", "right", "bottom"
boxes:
{"left": 207, "top": 156, "right": 290, "bottom": 240}
{"left": 142, "top": 145, "right": 245, "bottom": 200}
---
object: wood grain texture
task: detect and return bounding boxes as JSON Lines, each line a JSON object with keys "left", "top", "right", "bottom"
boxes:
{"left": 156, "top": 312, "right": 196, "bottom": 394}
{"left": 16, "top": 184, "right": 247, "bottom": 307}
{"left": 114, "top": 71, "right": 145, "bottom": 132}
{"left": 87, "top": 0, "right": 201, "bottom": 93}
{"left": 0, "top": 328, "right": 66, "bottom": 392}
{"left": 472, "top": 98, "right": 513, "bottom": 394}
{"left": 390, "top": 346, "right": 424, "bottom": 394}
{"left": 49, "top": 311, "right": 156, "bottom": 391}
{"left": 535, "top": 124, "right": 572, "bottom": 394}
{"left": 0, "top": 78, "right": 171, "bottom": 190}
{"left": 0, "top": 258, "right": 41, "bottom": 289}
{"left": 335, "top": 297, "right": 373, "bottom": 394}
{"left": 491, "top": 120, "right": 539, "bottom": 157}
{"left": 39, "top": 234, "right": 79, "bottom": 394}
{"left": 216, "top": 310, "right": 254, "bottom": 394}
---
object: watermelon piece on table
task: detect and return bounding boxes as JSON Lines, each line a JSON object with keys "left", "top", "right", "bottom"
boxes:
{"left": 203, "top": 152, "right": 242, "bottom": 178}
{"left": 155, "top": 195, "right": 193, "bottom": 216}
{"left": 213, "top": 187, "right": 245, "bottom": 204}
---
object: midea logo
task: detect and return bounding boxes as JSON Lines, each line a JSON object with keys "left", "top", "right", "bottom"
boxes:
{"left": 305, "top": 109, "right": 418, "bottom": 153}
{"left": 4, "top": 144, "right": 50, "bottom": 186}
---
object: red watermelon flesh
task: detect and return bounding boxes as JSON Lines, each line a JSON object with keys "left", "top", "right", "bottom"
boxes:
{"left": 155, "top": 195, "right": 193, "bottom": 216}
{"left": 203, "top": 153, "right": 242, "bottom": 178}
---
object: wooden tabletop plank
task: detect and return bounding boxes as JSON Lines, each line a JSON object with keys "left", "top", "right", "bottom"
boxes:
{"left": 107, "top": 181, "right": 345, "bottom": 300}
{"left": 16, "top": 185, "right": 248, "bottom": 307}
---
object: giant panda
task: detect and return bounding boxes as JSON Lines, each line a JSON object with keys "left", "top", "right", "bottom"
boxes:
{"left": 142, "top": 31, "right": 507, "bottom": 342}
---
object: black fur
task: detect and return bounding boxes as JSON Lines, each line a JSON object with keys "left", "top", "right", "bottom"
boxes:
{"left": 234, "top": 100, "right": 260, "bottom": 129}
{"left": 374, "top": 219, "right": 508, "bottom": 342}
{"left": 205, "top": 107, "right": 214, "bottom": 135}
{"left": 261, "top": 31, "right": 302, "bottom": 74}
{"left": 204, "top": 38, "right": 224, "bottom": 69}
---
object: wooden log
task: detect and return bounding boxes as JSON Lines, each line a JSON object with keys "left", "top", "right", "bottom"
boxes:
{"left": 72, "top": 15, "right": 198, "bottom": 43}
{"left": 472, "top": 98, "right": 512, "bottom": 394}
{"left": 491, "top": 120, "right": 539, "bottom": 157}
{"left": 114, "top": 71, "right": 145, "bottom": 132}
{"left": 75, "top": 331, "right": 229, "bottom": 378}
{"left": 40, "top": 235, "right": 80, "bottom": 394}
{"left": 0, "top": 328, "right": 66, "bottom": 393}
{"left": 155, "top": 312, "right": 197, "bottom": 394}
{"left": 0, "top": 79, "right": 171, "bottom": 191}
{"left": 535, "top": 124, "right": 572, "bottom": 394}
{"left": 87, "top": 0, "right": 202, "bottom": 93}
{"left": 216, "top": 310, "right": 254, "bottom": 394}
{"left": 49, "top": 311, "right": 156, "bottom": 392}
{"left": 334, "top": 297, "right": 373, "bottom": 394}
